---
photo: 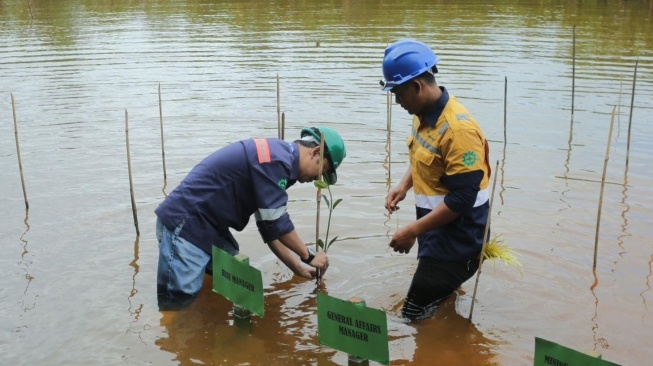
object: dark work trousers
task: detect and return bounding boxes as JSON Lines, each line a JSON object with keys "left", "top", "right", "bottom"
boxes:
{"left": 401, "top": 256, "right": 480, "bottom": 321}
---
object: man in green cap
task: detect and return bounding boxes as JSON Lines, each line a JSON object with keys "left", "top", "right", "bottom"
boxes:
{"left": 155, "top": 126, "right": 346, "bottom": 309}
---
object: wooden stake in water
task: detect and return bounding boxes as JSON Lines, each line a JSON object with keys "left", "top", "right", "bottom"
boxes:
{"left": 281, "top": 112, "right": 285, "bottom": 140}
{"left": 315, "top": 132, "right": 326, "bottom": 283}
{"left": 468, "top": 160, "right": 500, "bottom": 322}
{"left": 571, "top": 25, "right": 576, "bottom": 118}
{"left": 347, "top": 297, "right": 370, "bottom": 366}
{"left": 233, "top": 254, "right": 253, "bottom": 325}
{"left": 626, "top": 59, "right": 638, "bottom": 168}
{"left": 11, "top": 94, "right": 29, "bottom": 210}
{"left": 593, "top": 107, "right": 617, "bottom": 271}
{"left": 158, "top": 83, "right": 168, "bottom": 196}
{"left": 125, "top": 109, "right": 140, "bottom": 236}
{"left": 503, "top": 76, "right": 508, "bottom": 146}
{"left": 276, "top": 74, "right": 281, "bottom": 139}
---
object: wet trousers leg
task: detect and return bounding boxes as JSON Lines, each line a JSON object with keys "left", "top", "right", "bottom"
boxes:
{"left": 401, "top": 257, "right": 479, "bottom": 321}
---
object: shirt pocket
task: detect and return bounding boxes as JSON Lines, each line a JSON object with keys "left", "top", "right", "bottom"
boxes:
{"left": 409, "top": 137, "right": 443, "bottom": 185}
{"left": 414, "top": 146, "right": 435, "bottom": 166}
{"left": 408, "top": 135, "right": 435, "bottom": 167}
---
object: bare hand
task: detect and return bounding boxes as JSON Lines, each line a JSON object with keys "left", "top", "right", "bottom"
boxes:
{"left": 385, "top": 187, "right": 406, "bottom": 213}
{"left": 389, "top": 226, "right": 417, "bottom": 254}
{"left": 310, "top": 252, "right": 329, "bottom": 275}
{"left": 294, "top": 266, "right": 316, "bottom": 279}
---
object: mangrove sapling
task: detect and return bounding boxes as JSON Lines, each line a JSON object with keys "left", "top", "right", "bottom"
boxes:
{"left": 482, "top": 235, "right": 522, "bottom": 274}
{"left": 313, "top": 180, "right": 342, "bottom": 254}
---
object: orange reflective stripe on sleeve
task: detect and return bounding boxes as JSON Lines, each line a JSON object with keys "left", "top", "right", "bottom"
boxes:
{"left": 254, "top": 138, "right": 271, "bottom": 163}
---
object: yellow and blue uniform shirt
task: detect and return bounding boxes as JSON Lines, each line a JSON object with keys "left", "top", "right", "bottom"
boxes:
{"left": 408, "top": 87, "right": 491, "bottom": 262}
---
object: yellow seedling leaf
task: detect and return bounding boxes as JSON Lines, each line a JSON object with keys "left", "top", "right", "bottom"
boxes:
{"left": 482, "top": 236, "right": 523, "bottom": 275}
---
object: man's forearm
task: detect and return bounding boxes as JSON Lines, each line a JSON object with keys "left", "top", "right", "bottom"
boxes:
{"left": 407, "top": 202, "right": 459, "bottom": 237}
{"left": 277, "top": 230, "right": 311, "bottom": 261}
{"left": 268, "top": 239, "right": 304, "bottom": 274}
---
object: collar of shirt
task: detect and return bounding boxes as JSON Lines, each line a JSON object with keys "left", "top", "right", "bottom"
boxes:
{"left": 419, "top": 86, "right": 449, "bottom": 128}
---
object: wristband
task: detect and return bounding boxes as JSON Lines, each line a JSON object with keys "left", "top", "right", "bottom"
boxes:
{"left": 301, "top": 247, "right": 316, "bottom": 264}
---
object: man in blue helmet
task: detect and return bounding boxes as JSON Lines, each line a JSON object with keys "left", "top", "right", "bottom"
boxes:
{"left": 155, "top": 127, "right": 346, "bottom": 309}
{"left": 380, "top": 39, "right": 491, "bottom": 321}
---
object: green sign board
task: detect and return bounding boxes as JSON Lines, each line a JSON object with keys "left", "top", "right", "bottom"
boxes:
{"left": 317, "top": 292, "right": 389, "bottom": 365}
{"left": 534, "top": 337, "right": 620, "bottom": 366}
{"left": 212, "top": 247, "right": 264, "bottom": 317}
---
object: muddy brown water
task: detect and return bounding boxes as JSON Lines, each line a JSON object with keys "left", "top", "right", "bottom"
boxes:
{"left": 1, "top": 1, "right": 652, "bottom": 365}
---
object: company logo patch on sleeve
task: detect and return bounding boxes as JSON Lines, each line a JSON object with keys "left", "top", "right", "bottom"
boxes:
{"left": 462, "top": 151, "right": 478, "bottom": 167}
{"left": 277, "top": 178, "right": 288, "bottom": 189}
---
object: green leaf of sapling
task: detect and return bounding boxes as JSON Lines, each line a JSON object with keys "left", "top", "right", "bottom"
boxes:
{"left": 326, "top": 236, "right": 339, "bottom": 252}
{"left": 316, "top": 239, "right": 325, "bottom": 250}
{"left": 314, "top": 180, "right": 328, "bottom": 189}
{"left": 322, "top": 194, "right": 330, "bottom": 208}
{"left": 332, "top": 198, "right": 343, "bottom": 210}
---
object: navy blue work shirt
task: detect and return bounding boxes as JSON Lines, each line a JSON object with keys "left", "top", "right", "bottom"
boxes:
{"left": 155, "top": 138, "right": 299, "bottom": 254}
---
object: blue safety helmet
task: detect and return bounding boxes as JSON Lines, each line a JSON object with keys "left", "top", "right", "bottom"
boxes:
{"left": 380, "top": 39, "right": 440, "bottom": 91}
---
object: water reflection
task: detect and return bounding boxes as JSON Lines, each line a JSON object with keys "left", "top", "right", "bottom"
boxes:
{"left": 589, "top": 272, "right": 610, "bottom": 352}
{"left": 155, "top": 275, "right": 499, "bottom": 364}
{"left": 18, "top": 208, "right": 35, "bottom": 316}
{"left": 559, "top": 94, "right": 575, "bottom": 214}
{"left": 590, "top": 268, "right": 601, "bottom": 351}
{"left": 126, "top": 236, "right": 145, "bottom": 344}
{"left": 642, "top": 254, "right": 653, "bottom": 311}
{"left": 156, "top": 276, "right": 338, "bottom": 365}
{"left": 383, "top": 91, "right": 393, "bottom": 240}
{"left": 399, "top": 295, "right": 499, "bottom": 366}
{"left": 616, "top": 166, "right": 631, "bottom": 258}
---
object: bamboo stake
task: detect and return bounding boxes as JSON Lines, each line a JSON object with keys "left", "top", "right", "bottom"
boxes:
{"left": 125, "top": 109, "right": 140, "bottom": 236}
{"left": 618, "top": 74, "right": 623, "bottom": 130}
{"left": 626, "top": 59, "right": 638, "bottom": 168}
{"left": 315, "top": 132, "right": 326, "bottom": 283}
{"left": 468, "top": 160, "right": 500, "bottom": 322}
{"left": 158, "top": 83, "right": 167, "bottom": 196}
{"left": 499, "top": 77, "right": 508, "bottom": 205}
{"left": 276, "top": 74, "right": 281, "bottom": 139}
{"left": 503, "top": 76, "right": 508, "bottom": 147}
{"left": 281, "top": 112, "right": 285, "bottom": 140}
{"left": 571, "top": 25, "right": 576, "bottom": 118}
{"left": 11, "top": 94, "right": 29, "bottom": 210}
{"left": 593, "top": 107, "right": 617, "bottom": 270}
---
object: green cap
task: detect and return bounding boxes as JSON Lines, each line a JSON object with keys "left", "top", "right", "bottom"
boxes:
{"left": 300, "top": 126, "right": 346, "bottom": 185}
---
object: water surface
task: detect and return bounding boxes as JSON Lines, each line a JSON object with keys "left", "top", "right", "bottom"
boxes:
{"left": 1, "top": 1, "right": 652, "bottom": 365}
